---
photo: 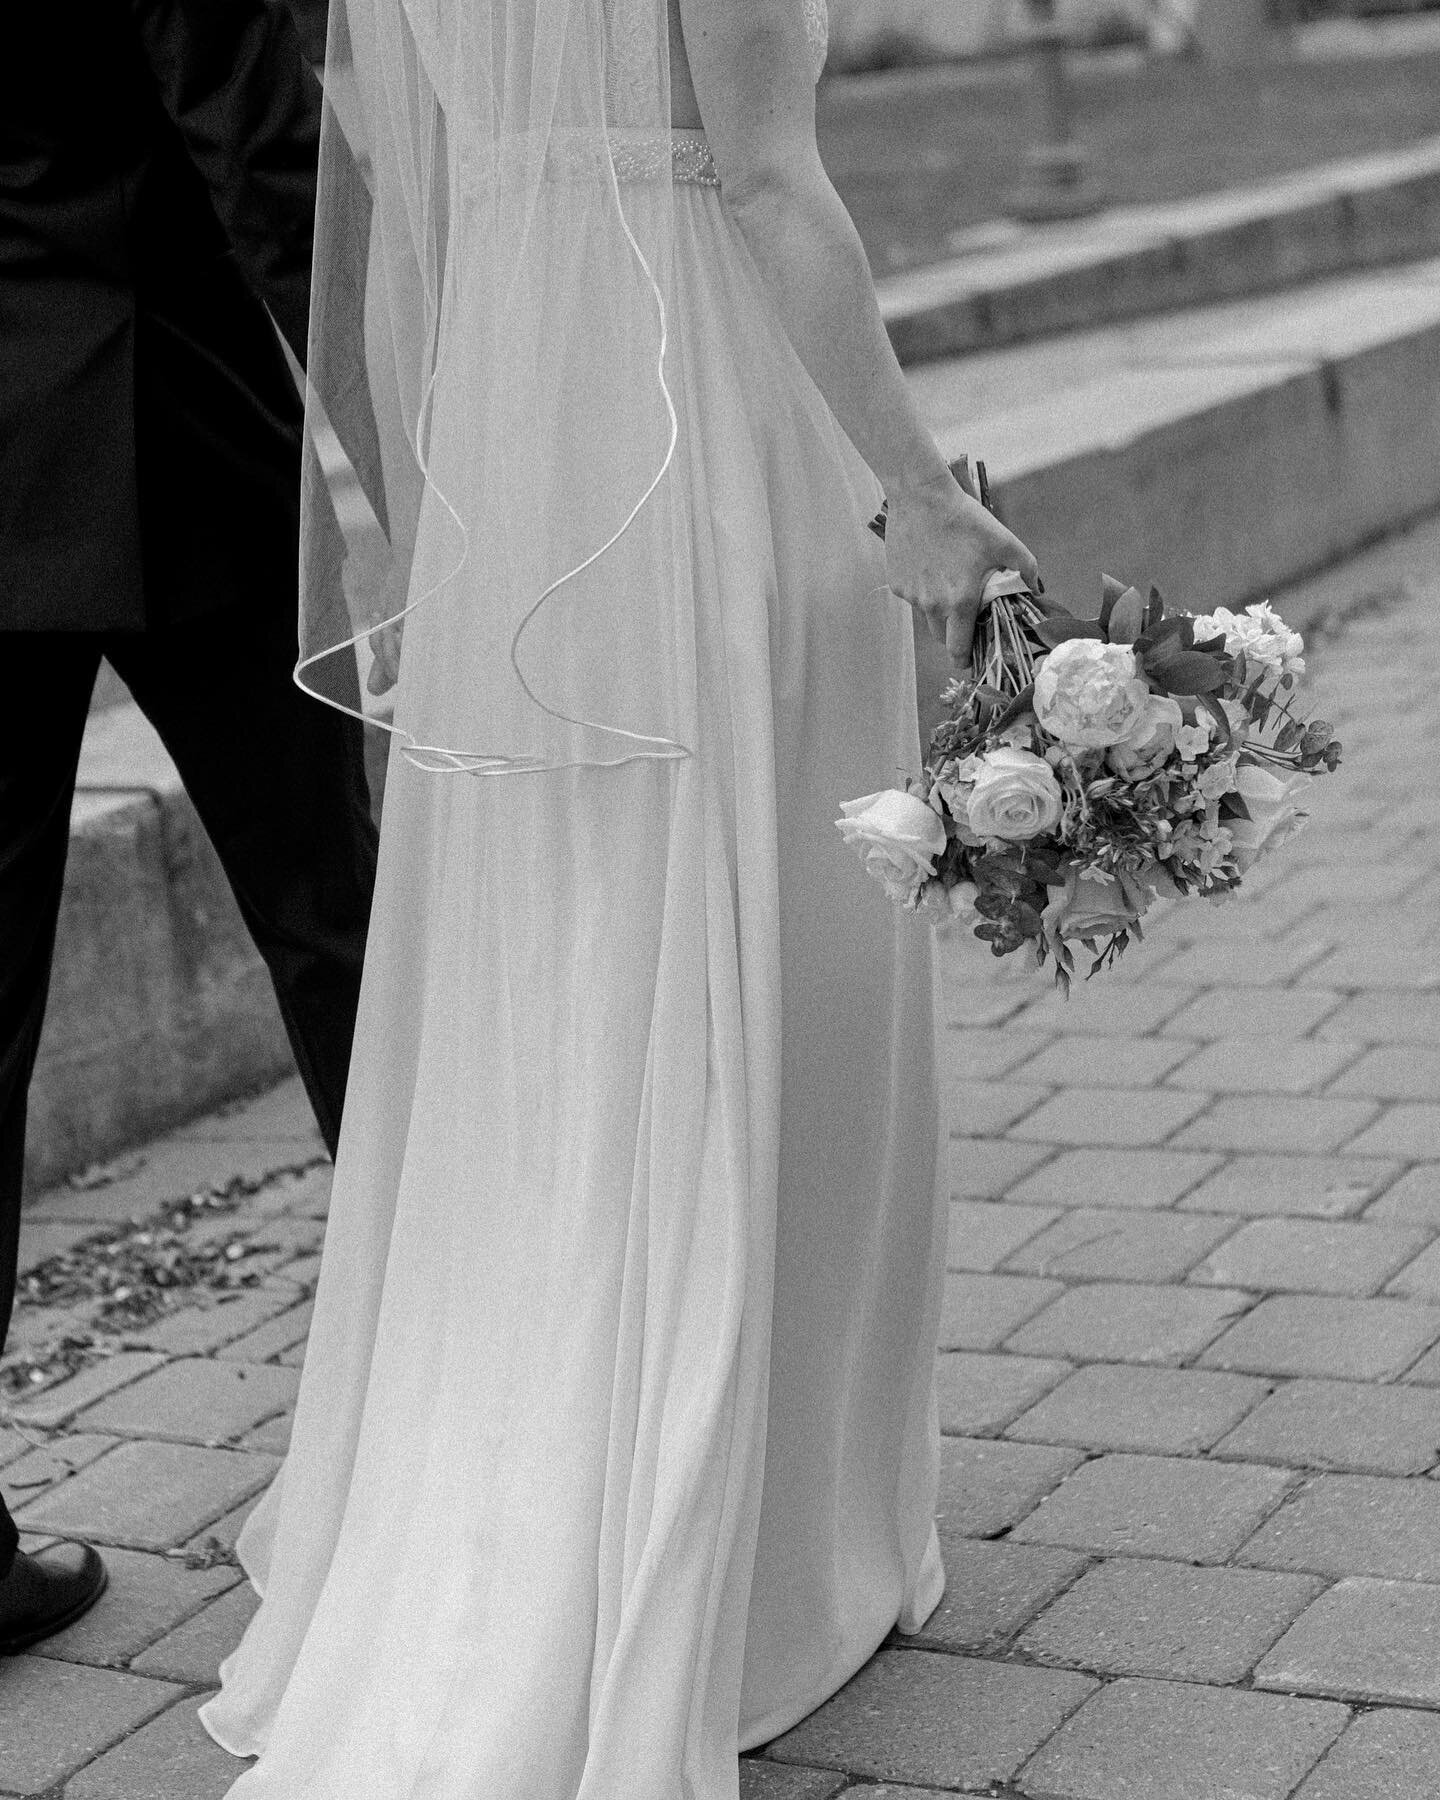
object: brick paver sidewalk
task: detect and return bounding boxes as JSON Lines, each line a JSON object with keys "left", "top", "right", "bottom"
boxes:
{"left": 2, "top": 522, "right": 1437, "bottom": 1796}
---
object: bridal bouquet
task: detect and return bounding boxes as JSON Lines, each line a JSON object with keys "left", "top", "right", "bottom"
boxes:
{"left": 838, "top": 565, "right": 1342, "bottom": 992}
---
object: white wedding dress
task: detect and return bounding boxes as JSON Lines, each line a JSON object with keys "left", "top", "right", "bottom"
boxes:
{"left": 201, "top": 4, "right": 945, "bottom": 1792}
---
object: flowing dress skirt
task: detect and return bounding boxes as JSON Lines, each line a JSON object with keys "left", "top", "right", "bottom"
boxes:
{"left": 200, "top": 170, "right": 946, "bottom": 1800}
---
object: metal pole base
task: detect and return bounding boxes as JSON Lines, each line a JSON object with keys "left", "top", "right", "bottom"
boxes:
{"left": 1004, "top": 143, "right": 1106, "bottom": 222}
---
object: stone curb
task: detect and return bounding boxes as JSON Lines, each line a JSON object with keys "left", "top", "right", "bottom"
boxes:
{"left": 25, "top": 711, "right": 294, "bottom": 1195}
{"left": 880, "top": 139, "right": 1440, "bottom": 364}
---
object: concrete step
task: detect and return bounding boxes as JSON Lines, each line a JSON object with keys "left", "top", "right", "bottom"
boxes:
{"left": 28, "top": 256, "right": 1440, "bottom": 1193}
{"left": 908, "top": 254, "right": 1440, "bottom": 711}
{"left": 880, "top": 137, "right": 1440, "bottom": 363}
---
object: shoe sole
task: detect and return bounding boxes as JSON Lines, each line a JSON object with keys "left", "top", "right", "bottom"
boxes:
{"left": 0, "top": 1562, "right": 109, "bottom": 1655}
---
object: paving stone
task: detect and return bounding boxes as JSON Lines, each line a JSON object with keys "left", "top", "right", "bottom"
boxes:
{"left": 938, "top": 1273, "right": 1064, "bottom": 1351}
{"left": 238, "top": 1411, "right": 293, "bottom": 1455}
{"left": 1004, "top": 1209, "right": 1234, "bottom": 1283}
{"left": 1159, "top": 935, "right": 1334, "bottom": 988}
{"left": 1293, "top": 1708, "right": 1440, "bottom": 1800}
{"left": 1006, "top": 1147, "right": 1222, "bottom": 1211}
{"left": 943, "top": 1028, "right": 1053, "bottom": 1082}
{"left": 0, "top": 1656, "right": 179, "bottom": 1794}
{"left": 1213, "top": 1378, "right": 1440, "bottom": 1475}
{"left": 62, "top": 1695, "right": 252, "bottom": 1800}
{"left": 215, "top": 1297, "right": 315, "bottom": 1363}
{"left": 1328, "top": 1044, "right": 1440, "bottom": 1100}
{"left": 15, "top": 1219, "right": 96, "bottom": 1275}
{"left": 1198, "top": 1294, "right": 1440, "bottom": 1380}
{"left": 950, "top": 1138, "right": 1056, "bottom": 1200}
{"left": 130, "top": 1288, "right": 304, "bottom": 1356}
{"left": 911, "top": 1538, "right": 1087, "bottom": 1654}
{"left": 1177, "top": 1154, "right": 1402, "bottom": 1219}
{"left": 948, "top": 1081, "right": 1052, "bottom": 1137}
{"left": 1302, "top": 944, "right": 1440, "bottom": 990}
{"left": 1008, "top": 1088, "right": 1210, "bottom": 1148}
{"left": 936, "top": 1353, "right": 1070, "bottom": 1436}
{"left": 1018, "top": 1558, "right": 1323, "bottom": 1683}
{"left": 1018, "top": 1677, "right": 1347, "bottom": 1800}
{"left": 1318, "top": 991, "right": 1440, "bottom": 1047}
{"left": 75, "top": 1359, "right": 300, "bottom": 1448}
{"left": 25, "top": 1137, "right": 317, "bottom": 1228}
{"left": 15, "top": 1440, "right": 277, "bottom": 1552}
{"left": 1365, "top": 1164, "right": 1440, "bottom": 1226}
{"left": 766, "top": 1649, "right": 1095, "bottom": 1792}
{"left": 1003, "top": 1282, "right": 1249, "bottom": 1366}
{"left": 184, "top": 1493, "right": 263, "bottom": 1559}
{"left": 1006, "top": 1364, "right": 1267, "bottom": 1456}
{"left": 130, "top": 1583, "right": 261, "bottom": 1683}
{"left": 0, "top": 1434, "right": 118, "bottom": 1513}
{"left": 947, "top": 1202, "right": 1059, "bottom": 1273}
{"left": 5, "top": 1353, "right": 166, "bottom": 1430}
{"left": 941, "top": 969, "right": 1032, "bottom": 1030}
{"left": 33, "top": 1546, "right": 240, "bottom": 1668}
{"left": 1010, "top": 1453, "right": 1293, "bottom": 1564}
{"left": 1008, "top": 1036, "right": 1194, "bottom": 1090}
{"left": 1254, "top": 1577, "right": 1440, "bottom": 1707}
{"left": 1160, "top": 986, "right": 1343, "bottom": 1041}
{"left": 175, "top": 1074, "right": 320, "bottom": 1143}
{"left": 1170, "top": 1095, "right": 1380, "bottom": 1156}
{"left": 1014, "top": 983, "right": 1198, "bottom": 1037}
{"left": 1189, "top": 1217, "right": 1429, "bottom": 1297}
{"left": 1166, "top": 1035, "right": 1360, "bottom": 1097}
{"left": 1383, "top": 1237, "right": 1440, "bottom": 1301}
{"left": 1238, "top": 1474, "right": 1440, "bottom": 1580}
{"left": 1345, "top": 1103, "right": 1440, "bottom": 1160}
{"left": 737, "top": 1765, "right": 846, "bottom": 1800}
{"left": 936, "top": 1439, "right": 1084, "bottom": 1540}
{"left": 825, "top": 1788, "right": 961, "bottom": 1800}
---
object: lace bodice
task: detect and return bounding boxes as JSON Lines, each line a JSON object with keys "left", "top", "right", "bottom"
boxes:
{"left": 803, "top": 0, "right": 830, "bottom": 79}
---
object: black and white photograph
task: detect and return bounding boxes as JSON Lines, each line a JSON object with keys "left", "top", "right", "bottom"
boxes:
{"left": 1, "top": 0, "right": 1437, "bottom": 1792}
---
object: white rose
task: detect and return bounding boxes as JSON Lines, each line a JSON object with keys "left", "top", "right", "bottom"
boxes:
{"left": 1189, "top": 603, "right": 1305, "bottom": 676}
{"left": 1033, "top": 638, "right": 1153, "bottom": 750}
{"left": 966, "top": 746, "right": 1064, "bottom": 842}
{"left": 1107, "top": 694, "right": 1184, "bottom": 780}
{"left": 1227, "top": 764, "right": 1310, "bottom": 873}
{"left": 837, "top": 789, "right": 948, "bottom": 904}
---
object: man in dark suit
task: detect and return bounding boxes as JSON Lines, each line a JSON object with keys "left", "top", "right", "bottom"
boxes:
{"left": 0, "top": 0, "right": 378, "bottom": 1647}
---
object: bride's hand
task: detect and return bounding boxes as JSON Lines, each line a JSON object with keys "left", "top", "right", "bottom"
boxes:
{"left": 883, "top": 467, "right": 1041, "bottom": 667}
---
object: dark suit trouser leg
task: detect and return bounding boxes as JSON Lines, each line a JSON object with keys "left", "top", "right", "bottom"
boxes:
{"left": 106, "top": 601, "right": 377, "bottom": 1160}
{"left": 0, "top": 638, "right": 103, "bottom": 1578}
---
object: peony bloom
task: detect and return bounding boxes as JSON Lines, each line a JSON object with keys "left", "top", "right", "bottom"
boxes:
{"left": 965, "top": 747, "right": 1063, "bottom": 842}
{"left": 1033, "top": 639, "right": 1152, "bottom": 750}
{"left": 1107, "top": 694, "right": 1185, "bottom": 781}
{"left": 1227, "top": 764, "right": 1310, "bottom": 872}
{"left": 837, "top": 789, "right": 947, "bottom": 904}
{"left": 1042, "top": 867, "right": 1147, "bottom": 943}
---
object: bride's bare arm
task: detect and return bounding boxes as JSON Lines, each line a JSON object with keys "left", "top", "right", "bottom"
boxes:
{"left": 676, "top": 0, "right": 1039, "bottom": 660}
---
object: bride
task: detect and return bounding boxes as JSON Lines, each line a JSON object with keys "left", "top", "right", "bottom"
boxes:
{"left": 200, "top": 0, "right": 1038, "bottom": 1792}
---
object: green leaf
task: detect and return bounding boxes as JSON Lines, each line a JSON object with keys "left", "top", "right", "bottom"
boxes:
{"left": 1108, "top": 588, "right": 1146, "bottom": 644}
{"left": 1034, "top": 617, "right": 1106, "bottom": 650}
{"left": 1140, "top": 648, "right": 1230, "bottom": 696}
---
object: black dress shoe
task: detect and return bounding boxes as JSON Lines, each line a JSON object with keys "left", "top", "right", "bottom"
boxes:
{"left": 0, "top": 1542, "right": 108, "bottom": 1653}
